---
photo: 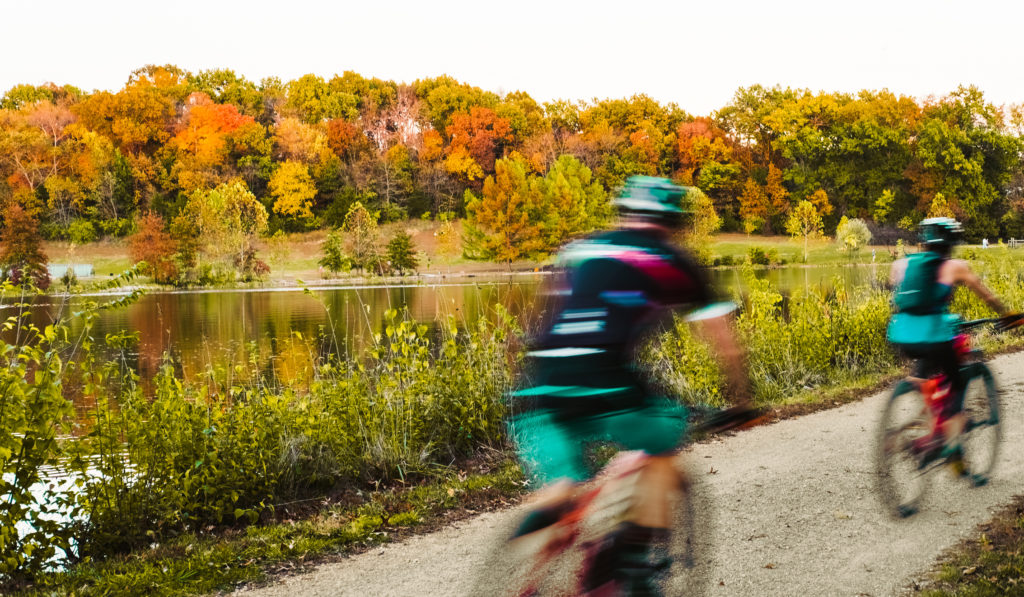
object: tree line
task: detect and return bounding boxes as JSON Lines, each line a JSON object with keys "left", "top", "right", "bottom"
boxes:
{"left": 2, "top": 65, "right": 1024, "bottom": 281}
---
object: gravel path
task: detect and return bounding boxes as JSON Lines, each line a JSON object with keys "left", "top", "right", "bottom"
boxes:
{"left": 235, "top": 351, "right": 1024, "bottom": 597}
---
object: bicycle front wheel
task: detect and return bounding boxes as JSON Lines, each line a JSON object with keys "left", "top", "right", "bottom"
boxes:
{"left": 651, "top": 465, "right": 714, "bottom": 597}
{"left": 876, "top": 380, "right": 931, "bottom": 518}
{"left": 960, "top": 362, "right": 1001, "bottom": 482}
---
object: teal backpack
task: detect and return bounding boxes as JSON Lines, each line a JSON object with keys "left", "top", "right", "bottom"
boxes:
{"left": 893, "top": 251, "right": 946, "bottom": 314}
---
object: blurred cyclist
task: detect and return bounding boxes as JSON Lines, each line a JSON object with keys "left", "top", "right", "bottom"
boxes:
{"left": 887, "top": 217, "right": 1011, "bottom": 469}
{"left": 507, "top": 176, "right": 754, "bottom": 594}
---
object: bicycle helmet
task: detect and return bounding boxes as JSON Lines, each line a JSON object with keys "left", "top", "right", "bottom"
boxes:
{"left": 919, "top": 217, "right": 963, "bottom": 247}
{"left": 613, "top": 176, "right": 689, "bottom": 227}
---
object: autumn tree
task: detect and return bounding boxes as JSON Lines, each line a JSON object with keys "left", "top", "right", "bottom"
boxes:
{"left": 128, "top": 212, "right": 178, "bottom": 283}
{"left": 464, "top": 155, "right": 544, "bottom": 264}
{"left": 269, "top": 160, "right": 317, "bottom": 225}
{"left": 176, "top": 180, "right": 268, "bottom": 279}
{"left": 0, "top": 204, "right": 48, "bottom": 288}
{"left": 445, "top": 107, "right": 513, "bottom": 181}
{"left": 927, "top": 192, "right": 955, "bottom": 218}
{"left": 764, "top": 163, "right": 790, "bottom": 231}
{"left": 342, "top": 201, "right": 379, "bottom": 273}
{"left": 738, "top": 178, "right": 768, "bottom": 234}
{"left": 785, "top": 201, "right": 824, "bottom": 262}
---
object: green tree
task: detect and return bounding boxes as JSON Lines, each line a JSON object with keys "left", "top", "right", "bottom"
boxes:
{"left": 386, "top": 231, "right": 418, "bottom": 275}
{"left": 318, "top": 229, "right": 351, "bottom": 275}
{"left": 536, "top": 154, "right": 611, "bottom": 248}
{"left": 785, "top": 200, "right": 824, "bottom": 262}
{"left": 177, "top": 180, "right": 268, "bottom": 278}
{"left": 873, "top": 189, "right": 895, "bottom": 223}
{"left": 836, "top": 216, "right": 872, "bottom": 254}
{"left": 685, "top": 187, "right": 721, "bottom": 264}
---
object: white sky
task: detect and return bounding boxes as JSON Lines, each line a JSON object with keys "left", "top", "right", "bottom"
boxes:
{"left": 3, "top": 0, "right": 1024, "bottom": 115}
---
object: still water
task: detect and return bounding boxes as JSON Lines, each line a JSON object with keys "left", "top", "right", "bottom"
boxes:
{"left": 34, "top": 264, "right": 886, "bottom": 393}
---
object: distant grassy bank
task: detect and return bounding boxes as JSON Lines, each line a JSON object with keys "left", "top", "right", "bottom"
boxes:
{"left": 46, "top": 225, "right": 962, "bottom": 290}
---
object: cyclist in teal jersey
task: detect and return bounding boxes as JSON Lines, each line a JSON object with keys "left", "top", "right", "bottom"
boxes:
{"left": 507, "top": 176, "right": 753, "bottom": 594}
{"left": 888, "top": 217, "right": 1010, "bottom": 465}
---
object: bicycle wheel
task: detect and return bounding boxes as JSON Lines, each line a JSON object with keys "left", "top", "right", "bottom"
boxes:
{"left": 876, "top": 380, "right": 931, "bottom": 518}
{"left": 960, "top": 362, "right": 1001, "bottom": 483}
{"left": 651, "top": 465, "right": 715, "bottom": 597}
{"left": 467, "top": 505, "right": 588, "bottom": 596}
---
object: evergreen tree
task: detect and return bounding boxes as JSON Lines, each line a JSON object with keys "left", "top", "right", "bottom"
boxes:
{"left": 386, "top": 231, "right": 418, "bottom": 275}
{"left": 319, "top": 229, "right": 351, "bottom": 274}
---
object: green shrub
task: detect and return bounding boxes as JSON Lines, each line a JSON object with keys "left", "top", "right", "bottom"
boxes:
{"left": 67, "top": 220, "right": 98, "bottom": 244}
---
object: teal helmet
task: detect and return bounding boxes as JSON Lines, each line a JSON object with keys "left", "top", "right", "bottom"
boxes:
{"left": 919, "top": 217, "right": 963, "bottom": 248}
{"left": 613, "top": 176, "right": 688, "bottom": 227}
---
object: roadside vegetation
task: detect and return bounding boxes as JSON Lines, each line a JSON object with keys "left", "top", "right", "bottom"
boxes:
{"left": 6, "top": 248, "right": 1024, "bottom": 594}
{"left": 912, "top": 495, "right": 1024, "bottom": 596}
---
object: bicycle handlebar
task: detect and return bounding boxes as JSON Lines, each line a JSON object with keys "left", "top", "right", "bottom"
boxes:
{"left": 692, "top": 405, "right": 769, "bottom": 435}
{"left": 958, "top": 313, "right": 1024, "bottom": 333}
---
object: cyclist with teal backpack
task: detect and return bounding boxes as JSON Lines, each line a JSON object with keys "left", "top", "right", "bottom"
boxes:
{"left": 888, "top": 217, "right": 1010, "bottom": 466}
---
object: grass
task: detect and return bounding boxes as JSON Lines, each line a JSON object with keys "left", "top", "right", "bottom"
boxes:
{"left": 46, "top": 225, "right": 1019, "bottom": 290}
{"left": 710, "top": 233, "right": 898, "bottom": 266}
{"left": 17, "top": 460, "right": 526, "bottom": 597}
{"left": 911, "top": 496, "right": 1024, "bottom": 596}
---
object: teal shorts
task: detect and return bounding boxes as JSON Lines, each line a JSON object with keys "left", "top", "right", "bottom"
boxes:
{"left": 509, "top": 399, "right": 688, "bottom": 485}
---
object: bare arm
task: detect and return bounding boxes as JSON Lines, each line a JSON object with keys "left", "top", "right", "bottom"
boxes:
{"left": 889, "top": 257, "right": 908, "bottom": 288}
{"left": 944, "top": 259, "right": 1008, "bottom": 315}
{"left": 692, "top": 312, "right": 752, "bottom": 407}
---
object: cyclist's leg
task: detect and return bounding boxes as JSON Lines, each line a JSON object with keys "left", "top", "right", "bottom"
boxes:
{"left": 507, "top": 408, "right": 590, "bottom": 538}
{"left": 582, "top": 398, "right": 688, "bottom": 592}
{"left": 930, "top": 342, "right": 968, "bottom": 447}
{"left": 606, "top": 399, "right": 688, "bottom": 528}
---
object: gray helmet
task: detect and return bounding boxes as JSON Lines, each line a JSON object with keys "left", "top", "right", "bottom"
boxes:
{"left": 919, "top": 217, "right": 963, "bottom": 247}
{"left": 613, "top": 176, "right": 688, "bottom": 226}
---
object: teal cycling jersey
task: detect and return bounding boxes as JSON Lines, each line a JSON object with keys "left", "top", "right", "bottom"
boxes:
{"left": 887, "top": 251, "right": 957, "bottom": 344}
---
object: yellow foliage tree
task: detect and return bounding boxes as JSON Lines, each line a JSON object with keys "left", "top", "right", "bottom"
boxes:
{"left": 785, "top": 200, "right": 824, "bottom": 262}
{"left": 269, "top": 160, "right": 317, "bottom": 223}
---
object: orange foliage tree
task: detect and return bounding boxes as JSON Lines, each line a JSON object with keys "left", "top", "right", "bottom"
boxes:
{"left": 0, "top": 204, "right": 49, "bottom": 288}
{"left": 128, "top": 212, "right": 178, "bottom": 284}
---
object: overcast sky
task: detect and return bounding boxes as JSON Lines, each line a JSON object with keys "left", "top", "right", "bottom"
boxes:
{"left": 3, "top": 0, "right": 1023, "bottom": 115}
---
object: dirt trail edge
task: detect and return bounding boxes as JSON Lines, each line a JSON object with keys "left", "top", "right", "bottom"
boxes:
{"left": 234, "top": 351, "right": 1024, "bottom": 597}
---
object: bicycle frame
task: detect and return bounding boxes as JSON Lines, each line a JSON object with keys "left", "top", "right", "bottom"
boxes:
{"left": 511, "top": 451, "right": 653, "bottom": 595}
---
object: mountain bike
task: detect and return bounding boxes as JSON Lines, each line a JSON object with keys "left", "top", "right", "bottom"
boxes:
{"left": 469, "top": 406, "right": 764, "bottom": 596}
{"left": 875, "top": 315, "right": 1022, "bottom": 518}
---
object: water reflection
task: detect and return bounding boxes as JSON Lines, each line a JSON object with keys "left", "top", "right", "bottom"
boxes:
{"left": 73, "top": 279, "right": 545, "bottom": 390}
{"left": 13, "top": 265, "right": 888, "bottom": 410}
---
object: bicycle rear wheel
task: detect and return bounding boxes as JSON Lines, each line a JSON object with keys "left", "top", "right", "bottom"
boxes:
{"left": 876, "top": 380, "right": 931, "bottom": 518}
{"left": 960, "top": 362, "right": 1001, "bottom": 483}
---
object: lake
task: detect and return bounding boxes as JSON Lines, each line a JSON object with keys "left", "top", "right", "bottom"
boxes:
{"left": 24, "top": 264, "right": 888, "bottom": 403}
